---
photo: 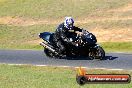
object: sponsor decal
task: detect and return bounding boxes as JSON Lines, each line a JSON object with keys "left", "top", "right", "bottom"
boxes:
{"left": 76, "top": 67, "right": 131, "bottom": 85}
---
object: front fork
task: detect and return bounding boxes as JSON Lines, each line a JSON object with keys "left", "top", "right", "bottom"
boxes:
{"left": 88, "top": 44, "right": 100, "bottom": 59}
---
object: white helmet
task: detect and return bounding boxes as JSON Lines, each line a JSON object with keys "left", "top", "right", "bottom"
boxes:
{"left": 64, "top": 17, "right": 74, "bottom": 30}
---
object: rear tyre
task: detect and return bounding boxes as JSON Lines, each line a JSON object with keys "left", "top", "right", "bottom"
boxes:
{"left": 44, "top": 48, "right": 55, "bottom": 58}
{"left": 44, "top": 48, "right": 64, "bottom": 59}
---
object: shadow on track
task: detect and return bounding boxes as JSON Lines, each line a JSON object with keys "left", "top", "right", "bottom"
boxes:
{"left": 102, "top": 56, "right": 118, "bottom": 60}
{"left": 64, "top": 56, "right": 118, "bottom": 60}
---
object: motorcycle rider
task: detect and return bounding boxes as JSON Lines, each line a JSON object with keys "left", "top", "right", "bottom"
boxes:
{"left": 53, "top": 17, "right": 83, "bottom": 54}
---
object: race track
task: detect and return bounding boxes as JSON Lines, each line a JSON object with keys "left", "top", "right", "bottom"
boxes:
{"left": 0, "top": 50, "right": 132, "bottom": 70}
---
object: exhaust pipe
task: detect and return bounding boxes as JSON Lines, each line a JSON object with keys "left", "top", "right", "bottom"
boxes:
{"left": 40, "top": 42, "right": 57, "bottom": 54}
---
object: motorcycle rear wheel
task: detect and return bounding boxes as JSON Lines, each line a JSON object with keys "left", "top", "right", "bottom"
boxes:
{"left": 44, "top": 48, "right": 55, "bottom": 58}
{"left": 44, "top": 48, "right": 64, "bottom": 59}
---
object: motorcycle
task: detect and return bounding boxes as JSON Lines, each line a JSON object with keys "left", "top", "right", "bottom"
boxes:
{"left": 39, "top": 29, "right": 105, "bottom": 60}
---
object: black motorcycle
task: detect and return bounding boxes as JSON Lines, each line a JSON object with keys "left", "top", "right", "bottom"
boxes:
{"left": 39, "top": 30, "right": 105, "bottom": 60}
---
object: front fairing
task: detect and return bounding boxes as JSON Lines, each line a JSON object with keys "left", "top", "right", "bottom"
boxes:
{"left": 39, "top": 32, "right": 53, "bottom": 43}
{"left": 82, "top": 32, "right": 97, "bottom": 44}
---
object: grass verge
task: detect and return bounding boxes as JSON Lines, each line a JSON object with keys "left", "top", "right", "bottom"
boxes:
{"left": 0, "top": 0, "right": 131, "bottom": 19}
{"left": 0, "top": 25, "right": 132, "bottom": 52}
{"left": 0, "top": 64, "right": 131, "bottom": 88}
{"left": 101, "top": 42, "right": 132, "bottom": 52}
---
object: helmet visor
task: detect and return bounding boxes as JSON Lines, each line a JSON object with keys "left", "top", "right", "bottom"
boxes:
{"left": 68, "top": 22, "right": 73, "bottom": 29}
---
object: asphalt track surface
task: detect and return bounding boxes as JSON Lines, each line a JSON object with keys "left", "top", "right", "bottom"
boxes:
{"left": 0, "top": 50, "right": 132, "bottom": 70}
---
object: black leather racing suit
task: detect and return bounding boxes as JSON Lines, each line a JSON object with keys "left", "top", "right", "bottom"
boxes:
{"left": 53, "top": 23, "right": 82, "bottom": 54}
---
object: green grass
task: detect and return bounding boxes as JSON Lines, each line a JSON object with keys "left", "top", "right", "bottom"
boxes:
{"left": 78, "top": 19, "right": 132, "bottom": 29}
{"left": 0, "top": 0, "right": 131, "bottom": 19}
{"left": 0, "top": 25, "right": 131, "bottom": 51}
{"left": 101, "top": 42, "right": 132, "bottom": 52}
{"left": 0, "top": 0, "right": 132, "bottom": 52}
{"left": 0, "top": 24, "right": 132, "bottom": 52}
{"left": 0, "top": 24, "right": 55, "bottom": 49}
{"left": 0, "top": 64, "right": 131, "bottom": 88}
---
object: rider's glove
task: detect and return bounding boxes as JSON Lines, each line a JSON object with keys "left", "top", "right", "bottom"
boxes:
{"left": 71, "top": 42, "right": 78, "bottom": 46}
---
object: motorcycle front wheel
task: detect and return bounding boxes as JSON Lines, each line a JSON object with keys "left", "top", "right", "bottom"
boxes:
{"left": 89, "top": 46, "right": 105, "bottom": 60}
{"left": 95, "top": 46, "right": 105, "bottom": 60}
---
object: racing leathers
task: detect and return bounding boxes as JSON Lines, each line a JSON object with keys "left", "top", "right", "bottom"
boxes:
{"left": 53, "top": 22, "right": 82, "bottom": 54}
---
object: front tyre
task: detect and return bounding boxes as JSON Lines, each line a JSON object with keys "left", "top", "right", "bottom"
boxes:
{"left": 96, "top": 46, "right": 105, "bottom": 60}
{"left": 89, "top": 46, "right": 105, "bottom": 60}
